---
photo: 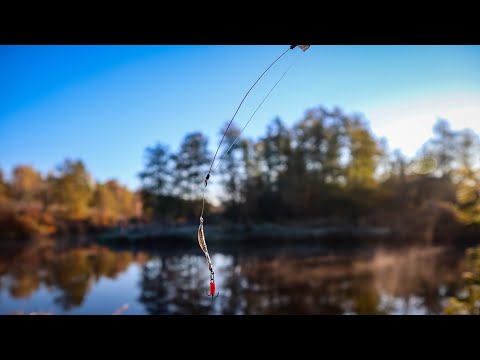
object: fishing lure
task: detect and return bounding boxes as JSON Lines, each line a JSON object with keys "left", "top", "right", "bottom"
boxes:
{"left": 198, "top": 44, "right": 310, "bottom": 299}
{"left": 198, "top": 216, "right": 217, "bottom": 297}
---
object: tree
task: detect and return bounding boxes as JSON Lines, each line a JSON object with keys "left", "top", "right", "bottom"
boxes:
{"left": 11, "top": 165, "right": 43, "bottom": 204}
{"left": 422, "top": 119, "right": 458, "bottom": 178}
{"left": 293, "top": 108, "right": 345, "bottom": 185}
{"left": 238, "top": 138, "right": 264, "bottom": 221}
{"left": 261, "top": 117, "right": 292, "bottom": 190}
{"left": 91, "top": 181, "right": 117, "bottom": 225}
{"left": 52, "top": 159, "right": 93, "bottom": 220}
{"left": 418, "top": 120, "right": 480, "bottom": 224}
{"left": 457, "top": 128, "right": 480, "bottom": 173}
{"left": 138, "top": 143, "right": 173, "bottom": 196}
{"left": 287, "top": 108, "right": 348, "bottom": 217}
{"left": 138, "top": 143, "right": 174, "bottom": 219}
{"left": 253, "top": 118, "right": 294, "bottom": 220}
{"left": 445, "top": 247, "right": 480, "bottom": 315}
{"left": 0, "top": 166, "right": 7, "bottom": 203}
{"left": 217, "top": 122, "right": 243, "bottom": 218}
{"left": 344, "top": 116, "right": 382, "bottom": 188}
{"left": 454, "top": 129, "right": 480, "bottom": 224}
{"left": 173, "top": 132, "right": 210, "bottom": 200}
{"left": 91, "top": 179, "right": 137, "bottom": 225}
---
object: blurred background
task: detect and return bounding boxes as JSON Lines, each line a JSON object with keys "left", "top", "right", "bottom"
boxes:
{"left": 1, "top": 45, "right": 479, "bottom": 315}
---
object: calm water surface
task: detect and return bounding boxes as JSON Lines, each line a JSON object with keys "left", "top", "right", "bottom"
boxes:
{"left": 0, "top": 239, "right": 465, "bottom": 314}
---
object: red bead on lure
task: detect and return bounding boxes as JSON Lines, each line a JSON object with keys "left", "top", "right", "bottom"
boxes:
{"left": 206, "top": 263, "right": 218, "bottom": 298}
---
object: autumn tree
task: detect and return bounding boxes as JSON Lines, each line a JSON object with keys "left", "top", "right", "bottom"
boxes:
{"left": 454, "top": 129, "right": 480, "bottom": 224}
{"left": 11, "top": 165, "right": 43, "bottom": 205}
{"left": 52, "top": 159, "right": 93, "bottom": 220}
{"left": 0, "top": 167, "right": 7, "bottom": 204}
{"left": 91, "top": 179, "right": 137, "bottom": 226}
{"left": 344, "top": 116, "right": 382, "bottom": 189}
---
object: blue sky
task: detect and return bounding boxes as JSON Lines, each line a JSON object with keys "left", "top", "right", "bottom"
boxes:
{"left": 1, "top": 45, "right": 479, "bottom": 190}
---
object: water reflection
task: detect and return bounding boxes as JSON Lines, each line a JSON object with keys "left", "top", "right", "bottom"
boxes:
{"left": 138, "top": 246, "right": 464, "bottom": 315}
{"left": 0, "top": 240, "right": 465, "bottom": 314}
{"left": 0, "top": 239, "right": 148, "bottom": 313}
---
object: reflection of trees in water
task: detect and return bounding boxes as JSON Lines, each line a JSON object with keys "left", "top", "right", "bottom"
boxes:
{"left": 1, "top": 241, "right": 465, "bottom": 314}
{"left": 50, "top": 251, "right": 94, "bottom": 309}
{"left": 138, "top": 247, "right": 464, "bottom": 314}
{"left": 239, "top": 248, "right": 464, "bottom": 314}
{"left": 139, "top": 255, "right": 217, "bottom": 314}
{"left": 359, "top": 247, "right": 464, "bottom": 314}
{"left": 0, "top": 240, "right": 145, "bottom": 310}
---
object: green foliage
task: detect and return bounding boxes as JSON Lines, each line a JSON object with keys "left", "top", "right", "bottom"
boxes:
{"left": 218, "top": 122, "right": 243, "bottom": 219}
{"left": 3, "top": 103, "right": 478, "bottom": 239}
{"left": 423, "top": 119, "right": 458, "bottom": 178}
{"left": 444, "top": 247, "right": 480, "bottom": 315}
{"left": 456, "top": 171, "right": 480, "bottom": 224}
{"left": 344, "top": 116, "right": 382, "bottom": 189}
{"left": 173, "top": 132, "right": 210, "bottom": 200}
{"left": 419, "top": 121, "right": 480, "bottom": 224}
{"left": 138, "top": 143, "right": 172, "bottom": 196}
{"left": 137, "top": 106, "right": 480, "bottom": 229}
{"left": 138, "top": 135, "right": 212, "bottom": 222}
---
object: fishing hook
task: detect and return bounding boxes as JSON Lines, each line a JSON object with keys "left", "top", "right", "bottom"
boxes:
{"left": 206, "top": 268, "right": 219, "bottom": 298}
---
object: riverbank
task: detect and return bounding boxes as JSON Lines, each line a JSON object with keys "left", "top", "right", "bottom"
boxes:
{"left": 96, "top": 220, "right": 480, "bottom": 249}
{"left": 96, "top": 223, "right": 392, "bottom": 247}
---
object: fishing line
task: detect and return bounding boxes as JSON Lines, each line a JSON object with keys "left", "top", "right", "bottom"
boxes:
{"left": 200, "top": 51, "right": 302, "bottom": 218}
{"left": 213, "top": 52, "right": 302, "bottom": 174}
{"left": 204, "top": 47, "right": 292, "bottom": 187}
{"left": 199, "top": 47, "right": 292, "bottom": 219}
{"left": 198, "top": 45, "right": 311, "bottom": 299}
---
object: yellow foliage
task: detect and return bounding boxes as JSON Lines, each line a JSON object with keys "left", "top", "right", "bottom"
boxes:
{"left": 444, "top": 247, "right": 480, "bottom": 315}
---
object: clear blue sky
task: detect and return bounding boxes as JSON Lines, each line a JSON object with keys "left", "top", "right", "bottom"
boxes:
{"left": 1, "top": 45, "right": 479, "bottom": 190}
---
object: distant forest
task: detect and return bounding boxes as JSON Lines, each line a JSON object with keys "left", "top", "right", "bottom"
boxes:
{"left": 1, "top": 105, "right": 479, "bottom": 242}
{"left": 139, "top": 106, "right": 480, "bottom": 239}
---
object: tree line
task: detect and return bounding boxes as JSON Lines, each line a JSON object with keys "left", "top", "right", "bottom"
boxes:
{"left": 1, "top": 104, "right": 479, "bottom": 242}
{"left": 0, "top": 159, "right": 142, "bottom": 240}
{"left": 139, "top": 105, "right": 480, "bottom": 241}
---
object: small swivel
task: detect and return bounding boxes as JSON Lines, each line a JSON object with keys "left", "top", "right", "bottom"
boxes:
{"left": 206, "top": 267, "right": 219, "bottom": 298}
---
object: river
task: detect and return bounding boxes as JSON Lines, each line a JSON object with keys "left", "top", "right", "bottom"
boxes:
{"left": 0, "top": 238, "right": 466, "bottom": 314}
